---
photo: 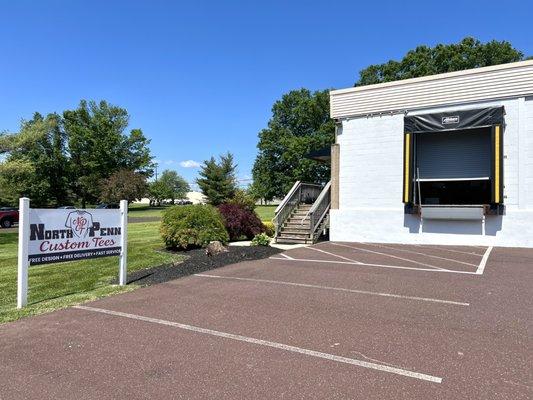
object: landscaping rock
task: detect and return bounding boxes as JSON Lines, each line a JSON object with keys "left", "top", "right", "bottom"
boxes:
{"left": 205, "top": 241, "right": 228, "bottom": 256}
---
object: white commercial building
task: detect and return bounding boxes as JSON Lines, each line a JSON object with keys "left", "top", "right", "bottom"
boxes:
{"left": 329, "top": 60, "right": 533, "bottom": 248}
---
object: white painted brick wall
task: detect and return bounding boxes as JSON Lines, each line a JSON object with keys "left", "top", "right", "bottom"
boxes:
{"left": 524, "top": 98, "right": 533, "bottom": 208}
{"left": 333, "top": 97, "right": 533, "bottom": 247}
{"left": 338, "top": 98, "right": 523, "bottom": 210}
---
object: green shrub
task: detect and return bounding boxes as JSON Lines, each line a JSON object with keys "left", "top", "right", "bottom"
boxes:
{"left": 229, "top": 188, "right": 256, "bottom": 211}
{"left": 262, "top": 221, "right": 275, "bottom": 237}
{"left": 160, "top": 205, "right": 229, "bottom": 250}
{"left": 251, "top": 233, "right": 271, "bottom": 246}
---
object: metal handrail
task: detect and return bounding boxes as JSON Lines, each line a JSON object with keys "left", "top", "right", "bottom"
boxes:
{"left": 306, "top": 181, "right": 331, "bottom": 237}
{"left": 274, "top": 181, "right": 324, "bottom": 240}
{"left": 275, "top": 181, "right": 301, "bottom": 215}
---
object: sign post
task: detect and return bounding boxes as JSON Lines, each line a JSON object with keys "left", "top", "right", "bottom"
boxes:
{"left": 17, "top": 197, "right": 30, "bottom": 309}
{"left": 119, "top": 200, "right": 128, "bottom": 286}
{"left": 16, "top": 199, "right": 128, "bottom": 308}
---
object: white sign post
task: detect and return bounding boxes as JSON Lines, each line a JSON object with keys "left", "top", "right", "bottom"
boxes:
{"left": 17, "top": 199, "right": 128, "bottom": 308}
{"left": 17, "top": 197, "right": 30, "bottom": 308}
{"left": 119, "top": 200, "right": 128, "bottom": 286}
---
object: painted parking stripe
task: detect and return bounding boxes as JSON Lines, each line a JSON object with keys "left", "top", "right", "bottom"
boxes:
{"left": 194, "top": 274, "right": 469, "bottom": 306}
{"left": 413, "top": 245, "right": 484, "bottom": 257}
{"left": 360, "top": 242, "right": 478, "bottom": 267}
{"left": 269, "top": 256, "right": 479, "bottom": 275}
{"left": 476, "top": 246, "right": 493, "bottom": 275}
{"left": 74, "top": 305, "right": 443, "bottom": 383}
{"left": 307, "top": 246, "right": 363, "bottom": 263}
{"left": 325, "top": 242, "right": 447, "bottom": 270}
{"left": 279, "top": 253, "right": 295, "bottom": 260}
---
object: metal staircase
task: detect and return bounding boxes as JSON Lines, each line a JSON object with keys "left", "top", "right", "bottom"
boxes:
{"left": 274, "top": 181, "right": 331, "bottom": 244}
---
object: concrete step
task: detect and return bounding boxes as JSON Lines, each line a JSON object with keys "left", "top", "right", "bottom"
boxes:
{"left": 291, "top": 211, "right": 307, "bottom": 218}
{"left": 281, "top": 227, "right": 311, "bottom": 234}
{"left": 282, "top": 221, "right": 311, "bottom": 230}
{"left": 278, "top": 231, "right": 310, "bottom": 238}
{"left": 275, "top": 237, "right": 310, "bottom": 244}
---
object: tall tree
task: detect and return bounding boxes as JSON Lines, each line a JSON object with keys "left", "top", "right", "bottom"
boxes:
{"left": 99, "top": 169, "right": 148, "bottom": 204}
{"left": 0, "top": 113, "right": 70, "bottom": 206}
{"left": 197, "top": 152, "right": 237, "bottom": 205}
{"left": 63, "top": 100, "right": 154, "bottom": 207}
{"left": 356, "top": 37, "right": 525, "bottom": 86}
{"left": 251, "top": 89, "right": 334, "bottom": 201}
{"left": 158, "top": 170, "right": 190, "bottom": 204}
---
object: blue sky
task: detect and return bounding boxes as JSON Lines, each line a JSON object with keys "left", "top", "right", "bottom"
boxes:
{"left": 1, "top": 1, "right": 531, "bottom": 189}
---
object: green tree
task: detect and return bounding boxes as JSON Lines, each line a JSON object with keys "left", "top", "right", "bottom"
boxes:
{"left": 158, "top": 170, "right": 190, "bottom": 204}
{"left": 0, "top": 113, "right": 70, "bottom": 206}
{"left": 63, "top": 100, "right": 153, "bottom": 207}
{"left": 197, "top": 152, "right": 237, "bottom": 205}
{"left": 251, "top": 89, "right": 334, "bottom": 201}
{"left": 148, "top": 180, "right": 168, "bottom": 206}
{"left": 356, "top": 37, "right": 525, "bottom": 86}
{"left": 99, "top": 169, "right": 148, "bottom": 204}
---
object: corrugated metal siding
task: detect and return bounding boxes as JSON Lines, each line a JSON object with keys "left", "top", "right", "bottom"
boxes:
{"left": 330, "top": 61, "right": 533, "bottom": 119}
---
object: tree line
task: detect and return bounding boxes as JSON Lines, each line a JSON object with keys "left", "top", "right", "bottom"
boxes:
{"left": 250, "top": 37, "right": 528, "bottom": 202}
{"left": 0, "top": 100, "right": 192, "bottom": 207}
{"left": 1, "top": 38, "right": 527, "bottom": 208}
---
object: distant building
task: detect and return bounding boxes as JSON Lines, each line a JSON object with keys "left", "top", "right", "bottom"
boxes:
{"left": 134, "top": 191, "right": 206, "bottom": 205}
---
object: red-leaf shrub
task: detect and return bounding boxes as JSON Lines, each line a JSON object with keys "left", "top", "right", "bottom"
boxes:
{"left": 218, "top": 203, "right": 264, "bottom": 241}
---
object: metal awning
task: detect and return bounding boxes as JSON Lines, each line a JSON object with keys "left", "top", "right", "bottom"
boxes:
{"left": 405, "top": 106, "right": 504, "bottom": 133}
{"left": 306, "top": 147, "right": 331, "bottom": 162}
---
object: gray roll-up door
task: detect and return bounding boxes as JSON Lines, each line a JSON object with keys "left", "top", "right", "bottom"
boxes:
{"left": 416, "top": 129, "right": 491, "bottom": 180}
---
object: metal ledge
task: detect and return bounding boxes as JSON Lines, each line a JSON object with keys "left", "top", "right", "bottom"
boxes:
{"left": 420, "top": 205, "right": 485, "bottom": 221}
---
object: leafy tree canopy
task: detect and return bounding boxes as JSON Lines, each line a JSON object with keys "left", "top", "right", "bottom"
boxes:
{"left": 148, "top": 169, "right": 190, "bottom": 205}
{"left": 0, "top": 113, "right": 69, "bottom": 206}
{"left": 356, "top": 37, "right": 525, "bottom": 86}
{"left": 99, "top": 169, "right": 148, "bottom": 204}
{"left": 0, "top": 100, "right": 154, "bottom": 207}
{"left": 197, "top": 152, "right": 237, "bottom": 206}
{"left": 63, "top": 100, "right": 154, "bottom": 206}
{"left": 251, "top": 89, "right": 334, "bottom": 201}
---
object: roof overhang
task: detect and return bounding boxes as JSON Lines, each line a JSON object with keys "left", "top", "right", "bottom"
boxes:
{"left": 330, "top": 60, "right": 533, "bottom": 120}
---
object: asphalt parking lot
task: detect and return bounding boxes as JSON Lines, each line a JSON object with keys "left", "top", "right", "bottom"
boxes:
{"left": 1, "top": 242, "right": 531, "bottom": 399}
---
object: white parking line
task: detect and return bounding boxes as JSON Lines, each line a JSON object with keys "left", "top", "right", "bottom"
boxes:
{"left": 74, "top": 305, "right": 443, "bottom": 383}
{"left": 195, "top": 274, "right": 470, "bottom": 306}
{"left": 307, "top": 246, "right": 363, "bottom": 263}
{"left": 269, "top": 256, "right": 479, "bottom": 275}
{"left": 279, "top": 253, "right": 295, "bottom": 260}
{"left": 360, "top": 242, "right": 478, "bottom": 267}
{"left": 326, "top": 242, "right": 447, "bottom": 270}
{"left": 476, "top": 246, "right": 493, "bottom": 275}
{"left": 413, "top": 245, "right": 484, "bottom": 257}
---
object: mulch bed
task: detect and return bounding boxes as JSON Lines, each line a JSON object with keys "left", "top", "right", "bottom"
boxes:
{"left": 124, "top": 245, "right": 282, "bottom": 286}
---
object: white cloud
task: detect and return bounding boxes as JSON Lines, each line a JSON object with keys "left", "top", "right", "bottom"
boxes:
{"left": 180, "top": 160, "right": 201, "bottom": 168}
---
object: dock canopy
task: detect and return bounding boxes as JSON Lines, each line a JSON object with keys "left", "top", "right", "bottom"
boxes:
{"left": 404, "top": 106, "right": 504, "bottom": 133}
{"left": 306, "top": 147, "right": 331, "bottom": 162}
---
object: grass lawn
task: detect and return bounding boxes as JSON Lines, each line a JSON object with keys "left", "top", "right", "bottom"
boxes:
{"left": 255, "top": 205, "right": 276, "bottom": 222}
{"left": 0, "top": 222, "right": 184, "bottom": 324}
{"left": 128, "top": 205, "right": 166, "bottom": 219}
{"left": 128, "top": 204, "right": 277, "bottom": 223}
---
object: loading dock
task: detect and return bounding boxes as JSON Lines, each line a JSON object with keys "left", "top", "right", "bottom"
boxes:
{"left": 329, "top": 60, "right": 533, "bottom": 247}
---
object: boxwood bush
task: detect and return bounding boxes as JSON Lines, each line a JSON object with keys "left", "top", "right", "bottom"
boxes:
{"left": 218, "top": 203, "right": 264, "bottom": 241}
{"left": 160, "top": 204, "right": 229, "bottom": 250}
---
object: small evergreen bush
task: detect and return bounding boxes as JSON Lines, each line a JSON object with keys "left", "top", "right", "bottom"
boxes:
{"left": 218, "top": 203, "right": 264, "bottom": 241}
{"left": 251, "top": 233, "right": 271, "bottom": 246}
{"left": 262, "top": 221, "right": 275, "bottom": 237}
{"left": 160, "top": 205, "right": 229, "bottom": 250}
